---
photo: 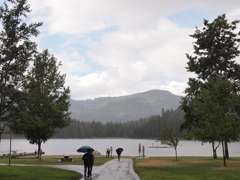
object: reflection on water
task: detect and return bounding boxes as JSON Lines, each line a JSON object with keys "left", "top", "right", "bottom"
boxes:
{"left": 1, "top": 139, "right": 240, "bottom": 157}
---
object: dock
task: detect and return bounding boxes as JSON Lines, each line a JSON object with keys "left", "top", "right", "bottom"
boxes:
{"left": 148, "top": 146, "right": 169, "bottom": 148}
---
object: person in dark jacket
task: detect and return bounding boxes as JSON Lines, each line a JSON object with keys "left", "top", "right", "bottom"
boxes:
{"left": 116, "top": 149, "right": 122, "bottom": 161}
{"left": 82, "top": 149, "right": 94, "bottom": 178}
{"left": 106, "top": 148, "right": 110, "bottom": 158}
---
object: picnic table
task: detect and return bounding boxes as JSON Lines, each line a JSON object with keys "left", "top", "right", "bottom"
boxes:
{"left": 61, "top": 155, "right": 73, "bottom": 162}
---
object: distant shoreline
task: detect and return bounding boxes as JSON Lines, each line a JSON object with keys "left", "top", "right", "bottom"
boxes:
{"left": 15, "top": 154, "right": 135, "bottom": 159}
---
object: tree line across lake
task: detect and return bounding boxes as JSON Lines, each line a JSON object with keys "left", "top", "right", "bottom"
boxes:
{"left": 53, "top": 108, "right": 185, "bottom": 139}
{"left": 3, "top": 107, "right": 184, "bottom": 139}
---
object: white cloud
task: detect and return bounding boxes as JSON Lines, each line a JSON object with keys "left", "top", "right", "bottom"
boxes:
{"left": 25, "top": 0, "right": 240, "bottom": 100}
{"left": 53, "top": 51, "right": 90, "bottom": 75}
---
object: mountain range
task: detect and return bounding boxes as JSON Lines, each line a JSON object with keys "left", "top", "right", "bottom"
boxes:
{"left": 69, "top": 89, "right": 182, "bottom": 123}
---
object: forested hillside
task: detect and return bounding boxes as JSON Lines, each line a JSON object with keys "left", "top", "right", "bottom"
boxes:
{"left": 53, "top": 108, "right": 185, "bottom": 139}
{"left": 69, "top": 90, "right": 181, "bottom": 123}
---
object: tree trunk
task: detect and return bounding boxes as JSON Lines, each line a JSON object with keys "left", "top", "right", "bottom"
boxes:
{"left": 38, "top": 141, "right": 42, "bottom": 160}
{"left": 212, "top": 142, "right": 217, "bottom": 159}
{"left": 175, "top": 148, "right": 178, "bottom": 161}
{"left": 222, "top": 139, "right": 226, "bottom": 167}
{"left": 0, "top": 129, "right": 2, "bottom": 142}
{"left": 224, "top": 140, "right": 229, "bottom": 159}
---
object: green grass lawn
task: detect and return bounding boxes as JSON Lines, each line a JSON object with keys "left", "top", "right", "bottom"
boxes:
{"left": 2, "top": 156, "right": 240, "bottom": 180}
{"left": 0, "top": 166, "right": 82, "bottom": 180}
{"left": 0, "top": 156, "right": 113, "bottom": 180}
{"left": 133, "top": 156, "right": 240, "bottom": 180}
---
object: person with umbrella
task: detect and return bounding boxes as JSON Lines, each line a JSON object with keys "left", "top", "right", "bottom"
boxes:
{"left": 116, "top": 148, "right": 123, "bottom": 161}
{"left": 82, "top": 149, "right": 94, "bottom": 179}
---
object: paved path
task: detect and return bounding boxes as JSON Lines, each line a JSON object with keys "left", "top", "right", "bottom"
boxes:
{"left": 0, "top": 158, "right": 140, "bottom": 180}
{"left": 87, "top": 159, "right": 140, "bottom": 180}
{"left": 31, "top": 158, "right": 140, "bottom": 180}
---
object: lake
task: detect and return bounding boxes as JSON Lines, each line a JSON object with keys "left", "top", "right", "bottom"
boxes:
{"left": 0, "top": 139, "right": 240, "bottom": 157}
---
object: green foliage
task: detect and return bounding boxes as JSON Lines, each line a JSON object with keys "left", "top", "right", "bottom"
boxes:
{"left": 158, "top": 124, "right": 179, "bottom": 147}
{"left": 180, "top": 14, "right": 240, "bottom": 156}
{"left": 158, "top": 124, "right": 179, "bottom": 160}
{"left": 186, "top": 14, "right": 240, "bottom": 82}
{"left": 10, "top": 49, "right": 71, "bottom": 159}
{"left": 189, "top": 76, "right": 240, "bottom": 142}
{"left": 0, "top": 0, "right": 42, "bottom": 139}
{"left": 180, "top": 14, "right": 240, "bottom": 165}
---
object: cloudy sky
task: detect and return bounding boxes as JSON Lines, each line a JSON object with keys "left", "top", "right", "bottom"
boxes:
{"left": 23, "top": 0, "right": 240, "bottom": 100}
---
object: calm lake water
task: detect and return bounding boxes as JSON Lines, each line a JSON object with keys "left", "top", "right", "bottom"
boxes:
{"left": 0, "top": 139, "right": 240, "bottom": 157}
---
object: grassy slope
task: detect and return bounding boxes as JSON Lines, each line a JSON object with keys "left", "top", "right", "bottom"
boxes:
{"left": 133, "top": 156, "right": 240, "bottom": 180}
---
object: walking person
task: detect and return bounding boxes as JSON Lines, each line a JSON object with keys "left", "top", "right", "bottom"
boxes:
{"left": 116, "top": 148, "right": 123, "bottom": 161}
{"left": 106, "top": 148, "right": 110, "bottom": 158}
{"left": 82, "top": 149, "right": 94, "bottom": 179}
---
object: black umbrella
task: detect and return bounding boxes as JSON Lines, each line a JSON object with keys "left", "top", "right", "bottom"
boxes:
{"left": 116, "top": 148, "right": 123, "bottom": 153}
{"left": 77, "top": 146, "right": 94, "bottom": 153}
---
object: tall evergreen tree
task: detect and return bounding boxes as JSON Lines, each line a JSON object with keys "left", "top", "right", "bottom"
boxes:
{"left": 180, "top": 14, "right": 240, "bottom": 160}
{"left": 10, "top": 49, "right": 71, "bottom": 160}
{"left": 0, "top": 0, "right": 42, "bottom": 141}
